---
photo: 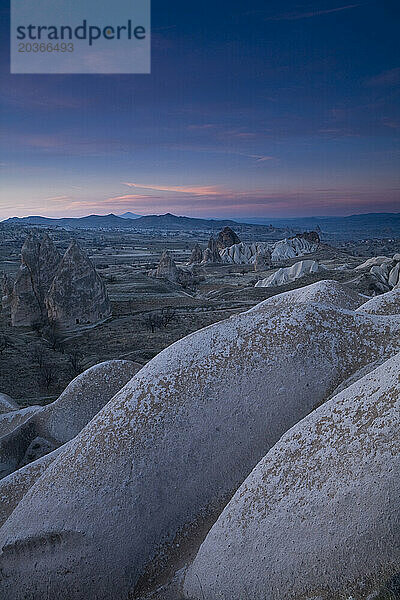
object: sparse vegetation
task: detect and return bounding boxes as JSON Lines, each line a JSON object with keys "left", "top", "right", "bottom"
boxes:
{"left": 67, "top": 349, "right": 86, "bottom": 378}
{"left": 0, "top": 333, "right": 12, "bottom": 356}
{"left": 143, "top": 311, "right": 163, "bottom": 333}
{"left": 31, "top": 320, "right": 44, "bottom": 337}
{"left": 30, "top": 342, "right": 47, "bottom": 369}
{"left": 43, "top": 319, "right": 64, "bottom": 352}
{"left": 38, "top": 362, "right": 57, "bottom": 391}
{"left": 143, "top": 307, "right": 177, "bottom": 332}
{"left": 160, "top": 307, "right": 177, "bottom": 328}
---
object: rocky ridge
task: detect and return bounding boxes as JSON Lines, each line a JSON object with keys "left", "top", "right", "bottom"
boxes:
{"left": 0, "top": 281, "right": 399, "bottom": 599}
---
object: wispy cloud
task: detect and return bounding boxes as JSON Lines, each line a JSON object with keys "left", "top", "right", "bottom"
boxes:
{"left": 187, "top": 124, "right": 217, "bottom": 130}
{"left": 265, "top": 4, "right": 360, "bottom": 21}
{"left": 122, "top": 182, "right": 226, "bottom": 196}
{"left": 382, "top": 118, "right": 400, "bottom": 130}
{"left": 162, "top": 143, "right": 276, "bottom": 163}
{"left": 365, "top": 67, "right": 400, "bottom": 87}
{"left": 44, "top": 195, "right": 70, "bottom": 202}
{"left": 106, "top": 194, "right": 161, "bottom": 202}
{"left": 250, "top": 155, "right": 275, "bottom": 162}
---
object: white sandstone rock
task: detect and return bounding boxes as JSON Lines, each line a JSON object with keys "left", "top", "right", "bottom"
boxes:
{"left": 255, "top": 259, "right": 320, "bottom": 288}
{"left": 367, "top": 255, "right": 400, "bottom": 292}
{"left": 271, "top": 236, "right": 318, "bottom": 262}
{"left": 184, "top": 351, "right": 400, "bottom": 600}
{"left": 0, "top": 360, "right": 139, "bottom": 479}
{"left": 0, "top": 405, "right": 42, "bottom": 438}
{"left": 0, "top": 394, "right": 18, "bottom": 415}
{"left": 220, "top": 235, "right": 318, "bottom": 266}
{"left": 0, "top": 446, "right": 65, "bottom": 527}
{"left": 249, "top": 279, "right": 364, "bottom": 312}
{"left": 356, "top": 287, "right": 400, "bottom": 315}
{"left": 388, "top": 261, "right": 400, "bottom": 288}
{"left": 0, "top": 282, "right": 399, "bottom": 599}
{"left": 220, "top": 242, "right": 270, "bottom": 265}
{"left": 355, "top": 256, "right": 391, "bottom": 270}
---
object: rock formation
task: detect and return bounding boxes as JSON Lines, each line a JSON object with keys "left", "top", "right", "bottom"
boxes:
{"left": 220, "top": 241, "right": 270, "bottom": 265}
{"left": 187, "top": 243, "right": 203, "bottom": 265}
{"left": 0, "top": 360, "right": 139, "bottom": 479}
{"left": 271, "top": 236, "right": 319, "bottom": 262}
{"left": 201, "top": 236, "right": 221, "bottom": 263}
{"left": 184, "top": 350, "right": 400, "bottom": 600}
{"left": 0, "top": 446, "right": 65, "bottom": 528}
{"left": 9, "top": 234, "right": 112, "bottom": 328}
{"left": 150, "top": 251, "right": 181, "bottom": 282}
{"left": 0, "top": 405, "right": 41, "bottom": 438}
{"left": 220, "top": 235, "right": 318, "bottom": 266}
{"left": 355, "top": 256, "right": 391, "bottom": 270}
{"left": 1, "top": 282, "right": 399, "bottom": 599}
{"left": 216, "top": 226, "right": 241, "bottom": 250}
{"left": 294, "top": 230, "right": 320, "bottom": 245}
{"left": 10, "top": 265, "right": 41, "bottom": 326}
{"left": 356, "top": 287, "right": 400, "bottom": 316}
{"left": 0, "top": 393, "right": 18, "bottom": 415}
{"left": 255, "top": 259, "right": 321, "bottom": 288}
{"left": 150, "top": 251, "right": 199, "bottom": 287}
{"left": 11, "top": 233, "right": 61, "bottom": 326}
{"left": 354, "top": 253, "right": 400, "bottom": 292}
{"left": 254, "top": 249, "right": 272, "bottom": 272}
{"left": 345, "top": 271, "right": 390, "bottom": 296}
{"left": 0, "top": 273, "right": 13, "bottom": 311}
{"left": 46, "top": 240, "right": 111, "bottom": 327}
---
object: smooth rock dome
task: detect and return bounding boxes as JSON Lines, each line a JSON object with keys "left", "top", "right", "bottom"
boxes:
{"left": 0, "top": 281, "right": 399, "bottom": 600}
{"left": 184, "top": 350, "right": 400, "bottom": 600}
{"left": 356, "top": 287, "right": 400, "bottom": 315}
{"left": 0, "top": 445, "right": 65, "bottom": 527}
{"left": 0, "top": 360, "right": 139, "bottom": 479}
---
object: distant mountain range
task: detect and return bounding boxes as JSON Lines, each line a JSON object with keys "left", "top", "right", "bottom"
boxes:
{"left": 2, "top": 213, "right": 291, "bottom": 236}
{"left": 235, "top": 213, "right": 400, "bottom": 239}
{"left": 120, "top": 212, "right": 141, "bottom": 219}
{"left": 3, "top": 212, "right": 400, "bottom": 239}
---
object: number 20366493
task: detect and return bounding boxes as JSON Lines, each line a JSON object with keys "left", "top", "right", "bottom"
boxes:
{"left": 18, "top": 42, "right": 74, "bottom": 52}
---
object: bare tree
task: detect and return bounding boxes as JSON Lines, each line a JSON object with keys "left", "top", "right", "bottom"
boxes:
{"left": 0, "top": 334, "right": 12, "bottom": 356}
{"left": 143, "top": 312, "right": 163, "bottom": 333}
{"left": 31, "top": 343, "right": 47, "bottom": 369}
{"left": 38, "top": 363, "right": 56, "bottom": 391}
{"left": 67, "top": 349, "right": 85, "bottom": 377}
{"left": 161, "top": 307, "right": 177, "bottom": 328}
{"left": 31, "top": 320, "right": 44, "bottom": 337}
{"left": 43, "top": 320, "right": 64, "bottom": 352}
{"left": 143, "top": 308, "right": 177, "bottom": 332}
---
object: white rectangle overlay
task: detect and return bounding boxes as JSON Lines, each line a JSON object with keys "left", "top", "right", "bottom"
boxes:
{"left": 11, "top": 0, "right": 151, "bottom": 74}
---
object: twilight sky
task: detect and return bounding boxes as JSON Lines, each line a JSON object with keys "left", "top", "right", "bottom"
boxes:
{"left": 0, "top": 0, "right": 399, "bottom": 219}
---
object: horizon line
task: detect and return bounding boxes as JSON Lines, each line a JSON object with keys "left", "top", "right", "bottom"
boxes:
{"left": 2, "top": 209, "right": 400, "bottom": 223}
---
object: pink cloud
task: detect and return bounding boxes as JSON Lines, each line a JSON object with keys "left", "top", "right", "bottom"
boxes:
{"left": 122, "top": 182, "right": 226, "bottom": 196}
